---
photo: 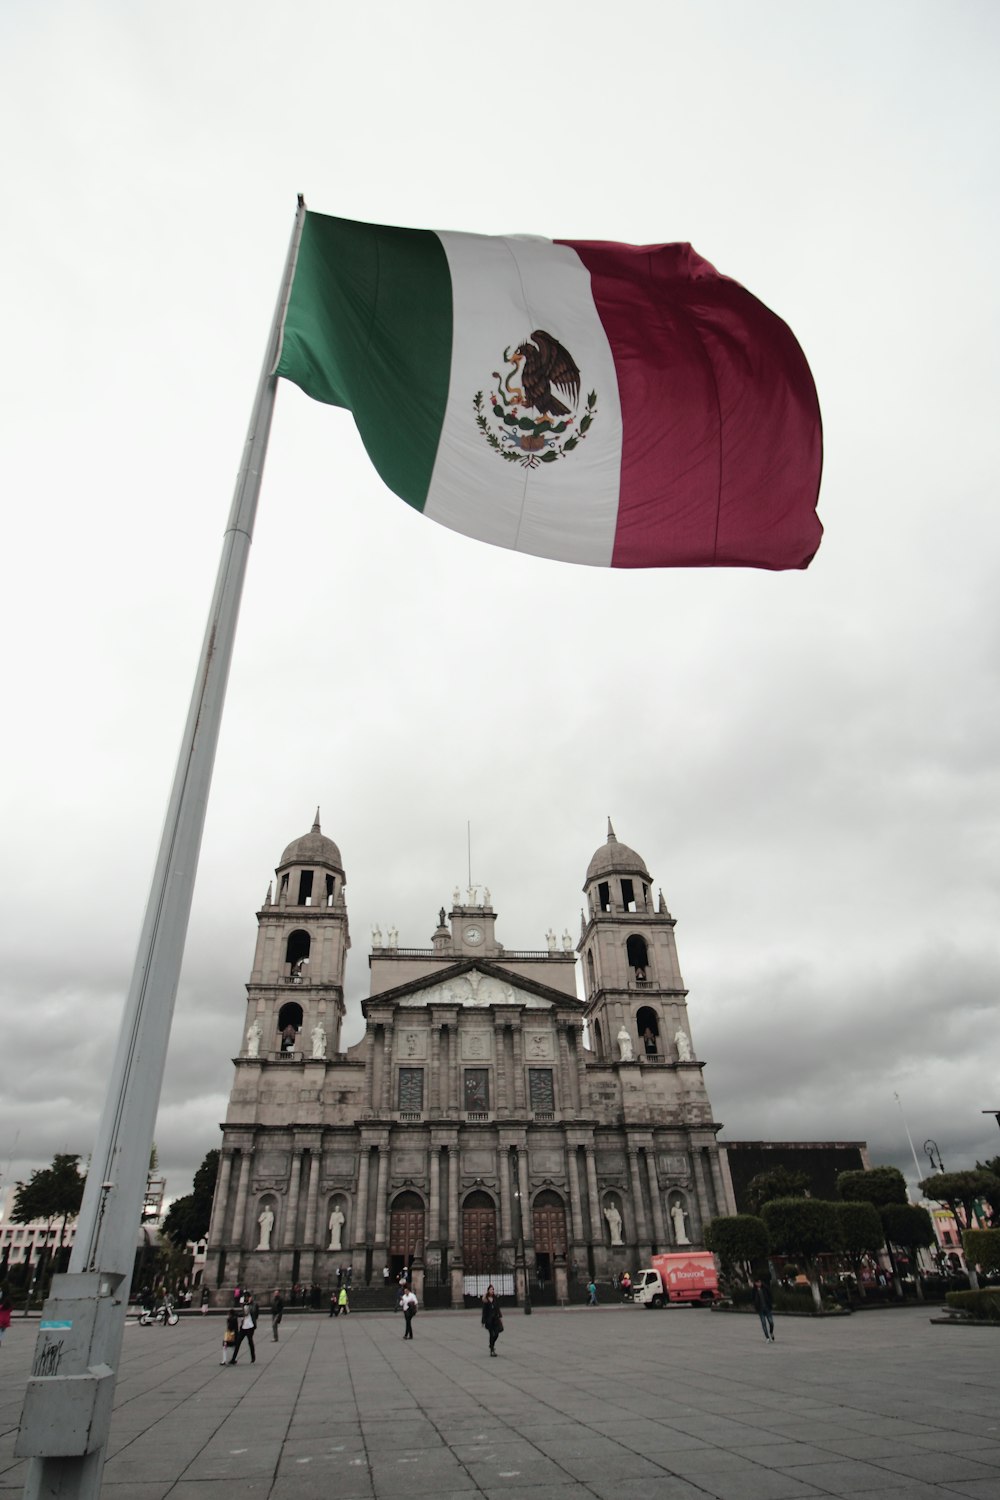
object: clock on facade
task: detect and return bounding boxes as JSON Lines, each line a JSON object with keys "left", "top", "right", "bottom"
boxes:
{"left": 463, "top": 925, "right": 484, "bottom": 945}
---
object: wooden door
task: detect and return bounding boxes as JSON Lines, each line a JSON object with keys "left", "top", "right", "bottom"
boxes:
{"left": 462, "top": 1206, "right": 497, "bottom": 1273}
{"left": 532, "top": 1202, "right": 567, "bottom": 1256}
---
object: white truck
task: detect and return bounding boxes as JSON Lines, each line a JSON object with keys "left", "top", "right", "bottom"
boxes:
{"left": 633, "top": 1251, "right": 720, "bottom": 1308}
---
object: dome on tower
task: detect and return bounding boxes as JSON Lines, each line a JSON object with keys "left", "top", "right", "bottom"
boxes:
{"left": 585, "top": 819, "right": 651, "bottom": 884}
{"left": 279, "top": 809, "right": 344, "bottom": 871}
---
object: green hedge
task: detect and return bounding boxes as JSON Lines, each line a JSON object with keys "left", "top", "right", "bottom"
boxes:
{"left": 730, "top": 1284, "right": 818, "bottom": 1314}
{"left": 945, "top": 1290, "right": 1000, "bottom": 1321}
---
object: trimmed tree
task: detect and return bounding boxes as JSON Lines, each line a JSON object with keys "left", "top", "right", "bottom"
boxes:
{"left": 881, "top": 1203, "right": 936, "bottom": 1299}
{"left": 834, "top": 1201, "right": 884, "bottom": 1299}
{"left": 745, "top": 1167, "right": 810, "bottom": 1214}
{"left": 836, "top": 1166, "right": 907, "bottom": 1208}
{"left": 760, "top": 1198, "right": 842, "bottom": 1313}
{"left": 704, "top": 1215, "right": 770, "bottom": 1285}
{"left": 162, "top": 1150, "right": 220, "bottom": 1251}
{"left": 963, "top": 1228, "right": 1000, "bottom": 1278}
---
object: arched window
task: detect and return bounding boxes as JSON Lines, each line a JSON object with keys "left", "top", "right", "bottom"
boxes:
{"left": 285, "top": 930, "right": 311, "bottom": 982}
{"left": 591, "top": 1018, "right": 603, "bottom": 1059}
{"left": 277, "top": 1000, "right": 303, "bottom": 1050}
{"left": 636, "top": 1005, "right": 660, "bottom": 1056}
{"left": 626, "top": 934, "right": 649, "bottom": 977}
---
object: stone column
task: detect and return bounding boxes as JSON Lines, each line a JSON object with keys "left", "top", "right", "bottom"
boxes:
{"left": 448, "top": 1028, "right": 460, "bottom": 1114}
{"left": 207, "top": 1150, "right": 234, "bottom": 1248}
{"left": 283, "top": 1150, "right": 302, "bottom": 1248}
{"left": 498, "top": 1145, "right": 513, "bottom": 1243}
{"left": 447, "top": 1144, "right": 459, "bottom": 1253}
{"left": 517, "top": 1145, "right": 532, "bottom": 1253}
{"left": 430, "top": 1027, "right": 442, "bottom": 1114}
{"left": 373, "top": 1146, "right": 389, "bottom": 1251}
{"left": 354, "top": 1145, "right": 371, "bottom": 1248}
{"left": 511, "top": 1024, "right": 526, "bottom": 1113}
{"left": 365, "top": 1024, "right": 377, "bottom": 1112}
{"left": 567, "top": 1146, "right": 585, "bottom": 1244}
{"left": 556, "top": 1024, "right": 574, "bottom": 1113}
{"left": 429, "top": 1147, "right": 441, "bottom": 1245}
{"left": 584, "top": 1146, "right": 601, "bottom": 1241}
{"left": 303, "top": 1152, "right": 322, "bottom": 1247}
{"left": 380, "top": 1024, "right": 395, "bottom": 1114}
{"left": 230, "top": 1150, "right": 252, "bottom": 1248}
{"left": 628, "top": 1147, "right": 650, "bottom": 1248}
{"left": 645, "top": 1150, "right": 667, "bottom": 1247}
{"left": 494, "top": 1023, "right": 509, "bottom": 1117}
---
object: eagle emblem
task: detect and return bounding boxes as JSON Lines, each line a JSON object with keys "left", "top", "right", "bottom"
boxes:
{"left": 474, "top": 329, "right": 597, "bottom": 468}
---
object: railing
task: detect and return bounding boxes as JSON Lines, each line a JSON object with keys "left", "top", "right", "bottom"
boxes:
{"left": 271, "top": 1050, "right": 302, "bottom": 1062}
{"left": 639, "top": 1053, "right": 665, "bottom": 1065}
{"left": 630, "top": 978, "right": 656, "bottom": 989}
{"left": 533, "top": 1111, "right": 555, "bottom": 1121}
{"left": 399, "top": 1111, "right": 422, "bottom": 1122}
{"left": 466, "top": 1112, "right": 490, "bottom": 1122}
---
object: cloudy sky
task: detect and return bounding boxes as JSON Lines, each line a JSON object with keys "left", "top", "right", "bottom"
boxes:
{"left": 2, "top": 1, "right": 998, "bottom": 1213}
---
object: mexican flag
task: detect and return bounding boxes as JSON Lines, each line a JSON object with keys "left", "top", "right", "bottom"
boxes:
{"left": 275, "top": 212, "right": 823, "bottom": 570}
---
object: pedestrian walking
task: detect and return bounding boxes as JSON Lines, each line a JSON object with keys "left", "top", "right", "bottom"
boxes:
{"left": 233, "top": 1295, "right": 258, "bottom": 1364}
{"left": 200, "top": 1286, "right": 210, "bottom": 1315}
{"left": 337, "top": 1286, "right": 350, "bottom": 1315}
{"left": 401, "top": 1287, "right": 417, "bottom": 1339}
{"left": 330, "top": 1289, "right": 339, "bottom": 1317}
{"left": 271, "top": 1289, "right": 284, "bottom": 1341}
{"left": 0, "top": 1289, "right": 12, "bottom": 1349}
{"left": 587, "top": 1279, "right": 598, "bottom": 1306}
{"left": 221, "top": 1308, "right": 238, "bottom": 1365}
{"left": 620, "top": 1271, "right": 633, "bottom": 1301}
{"left": 480, "top": 1284, "right": 496, "bottom": 1327}
{"left": 751, "top": 1277, "right": 775, "bottom": 1342}
{"left": 484, "top": 1297, "right": 504, "bottom": 1357}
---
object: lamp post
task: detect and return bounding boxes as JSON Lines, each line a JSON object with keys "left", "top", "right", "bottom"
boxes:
{"left": 510, "top": 1148, "right": 532, "bottom": 1315}
{"left": 923, "top": 1139, "right": 945, "bottom": 1174}
{"left": 982, "top": 1111, "right": 1000, "bottom": 1133}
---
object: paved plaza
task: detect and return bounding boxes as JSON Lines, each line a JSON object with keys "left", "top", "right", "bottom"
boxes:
{"left": 1, "top": 1305, "right": 998, "bottom": 1499}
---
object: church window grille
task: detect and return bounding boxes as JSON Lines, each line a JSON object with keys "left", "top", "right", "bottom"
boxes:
{"left": 626, "top": 934, "right": 649, "bottom": 972}
{"left": 398, "top": 1068, "right": 424, "bottom": 1112}
{"left": 621, "top": 878, "right": 637, "bottom": 912}
{"left": 325, "top": 873, "right": 335, "bottom": 906}
{"left": 528, "top": 1068, "right": 555, "bottom": 1112}
{"left": 464, "top": 1068, "right": 489, "bottom": 1111}
{"left": 598, "top": 881, "right": 611, "bottom": 912}
{"left": 298, "top": 870, "right": 314, "bottom": 905}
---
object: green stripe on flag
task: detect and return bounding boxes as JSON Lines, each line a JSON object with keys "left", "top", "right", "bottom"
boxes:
{"left": 276, "top": 213, "right": 453, "bottom": 512}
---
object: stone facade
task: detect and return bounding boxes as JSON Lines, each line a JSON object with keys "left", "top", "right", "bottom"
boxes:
{"left": 204, "top": 816, "right": 735, "bottom": 1303}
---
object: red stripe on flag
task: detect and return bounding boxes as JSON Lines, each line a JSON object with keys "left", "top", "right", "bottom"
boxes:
{"left": 557, "top": 240, "right": 823, "bottom": 570}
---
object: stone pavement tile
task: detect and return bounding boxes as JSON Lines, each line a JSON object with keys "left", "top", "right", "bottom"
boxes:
{"left": 941, "top": 1483, "right": 1000, "bottom": 1499}
{"left": 850, "top": 1490, "right": 976, "bottom": 1500}
{"left": 366, "top": 1458, "right": 478, "bottom": 1496}
{"left": 682, "top": 1470, "right": 826, "bottom": 1500}
{"left": 729, "top": 1442, "right": 851, "bottom": 1468}
{"left": 480, "top": 1489, "right": 596, "bottom": 1500}
{"left": 755, "top": 1419, "right": 880, "bottom": 1444}
{"left": 613, "top": 1425, "right": 712, "bottom": 1454}
{"left": 846, "top": 1415, "right": 945, "bottom": 1437}
{"left": 169, "top": 1482, "right": 272, "bottom": 1497}
{"left": 908, "top": 1432, "right": 1000, "bottom": 1456}
{"left": 546, "top": 1451, "right": 668, "bottom": 1482}
{"left": 87, "top": 1486, "right": 175, "bottom": 1499}
{"left": 664, "top": 1448, "right": 787, "bottom": 1476}
{"left": 813, "top": 1435, "right": 927, "bottom": 1460}
{"left": 870, "top": 1453, "right": 1000, "bottom": 1484}
{"left": 782, "top": 1458, "right": 917, "bottom": 1491}
{"left": 584, "top": 1478, "right": 719, "bottom": 1500}
{"left": 461, "top": 1454, "right": 570, "bottom": 1489}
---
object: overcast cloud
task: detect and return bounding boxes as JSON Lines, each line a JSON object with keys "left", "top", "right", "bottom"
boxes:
{"left": 1, "top": 1, "right": 998, "bottom": 1211}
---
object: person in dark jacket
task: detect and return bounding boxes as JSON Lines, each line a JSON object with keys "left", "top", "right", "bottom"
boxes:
{"left": 271, "top": 1290, "right": 284, "bottom": 1341}
{"left": 233, "top": 1295, "right": 259, "bottom": 1363}
{"left": 484, "top": 1297, "right": 504, "bottom": 1357}
{"left": 751, "top": 1277, "right": 775, "bottom": 1341}
{"left": 480, "top": 1285, "right": 496, "bottom": 1327}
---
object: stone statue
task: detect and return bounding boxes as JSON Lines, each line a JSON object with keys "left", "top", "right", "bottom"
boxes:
{"left": 388, "top": 925, "right": 398, "bottom": 948}
{"left": 616, "top": 1025, "right": 634, "bottom": 1062}
{"left": 604, "top": 1202, "right": 624, "bottom": 1245}
{"left": 246, "top": 1019, "right": 262, "bottom": 1058}
{"left": 257, "top": 1205, "right": 274, "bottom": 1251}
{"left": 467, "top": 885, "right": 478, "bottom": 905}
{"left": 371, "top": 924, "right": 382, "bottom": 947}
{"left": 438, "top": 906, "right": 446, "bottom": 928}
{"left": 674, "top": 1028, "right": 693, "bottom": 1062}
{"left": 311, "top": 1022, "right": 327, "bottom": 1059}
{"left": 670, "top": 1199, "right": 690, "bottom": 1244}
{"left": 483, "top": 887, "right": 491, "bottom": 907}
{"left": 545, "top": 928, "right": 557, "bottom": 953}
{"left": 328, "top": 1204, "right": 346, "bottom": 1251}
{"left": 562, "top": 929, "right": 573, "bottom": 950}
{"left": 453, "top": 886, "right": 461, "bottom": 904}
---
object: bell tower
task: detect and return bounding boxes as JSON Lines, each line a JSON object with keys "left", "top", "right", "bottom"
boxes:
{"left": 245, "top": 809, "right": 350, "bottom": 1057}
{"left": 579, "top": 820, "right": 694, "bottom": 1065}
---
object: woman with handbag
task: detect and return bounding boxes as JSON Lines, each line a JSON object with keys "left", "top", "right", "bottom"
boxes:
{"left": 221, "top": 1308, "right": 238, "bottom": 1365}
{"left": 485, "top": 1298, "right": 504, "bottom": 1357}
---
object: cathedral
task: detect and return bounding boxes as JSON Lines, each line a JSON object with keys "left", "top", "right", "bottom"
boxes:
{"left": 203, "top": 815, "right": 736, "bottom": 1304}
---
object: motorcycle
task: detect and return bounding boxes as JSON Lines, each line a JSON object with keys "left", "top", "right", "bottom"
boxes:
{"left": 139, "top": 1301, "right": 179, "bottom": 1326}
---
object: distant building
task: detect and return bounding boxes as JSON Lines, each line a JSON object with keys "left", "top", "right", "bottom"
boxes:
{"left": 721, "top": 1140, "right": 871, "bottom": 1212}
{"left": 0, "top": 1205, "right": 77, "bottom": 1267}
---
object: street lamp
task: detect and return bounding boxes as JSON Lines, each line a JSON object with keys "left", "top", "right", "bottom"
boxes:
{"left": 510, "top": 1148, "right": 532, "bottom": 1315}
{"left": 923, "top": 1140, "right": 945, "bottom": 1174}
{"left": 982, "top": 1111, "right": 1000, "bottom": 1133}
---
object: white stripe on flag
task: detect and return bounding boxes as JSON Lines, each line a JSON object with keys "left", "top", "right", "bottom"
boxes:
{"left": 426, "top": 233, "right": 623, "bottom": 567}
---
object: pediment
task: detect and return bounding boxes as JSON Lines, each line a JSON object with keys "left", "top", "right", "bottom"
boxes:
{"left": 396, "top": 965, "right": 552, "bottom": 1010}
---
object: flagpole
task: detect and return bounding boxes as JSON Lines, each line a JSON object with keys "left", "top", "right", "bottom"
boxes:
{"left": 20, "top": 197, "right": 307, "bottom": 1500}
